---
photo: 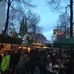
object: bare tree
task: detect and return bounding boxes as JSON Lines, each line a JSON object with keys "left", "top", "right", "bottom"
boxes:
{"left": 3, "top": 0, "right": 11, "bottom": 35}
{"left": 26, "top": 11, "right": 41, "bottom": 42}
{"left": 19, "top": 10, "right": 41, "bottom": 44}
{"left": 47, "top": 0, "right": 73, "bottom": 38}
{"left": 70, "top": 0, "right": 73, "bottom": 37}
{"left": 19, "top": 16, "right": 28, "bottom": 38}
{"left": 53, "top": 11, "right": 70, "bottom": 41}
{"left": 34, "top": 33, "right": 47, "bottom": 43}
{"left": 0, "top": 0, "right": 35, "bottom": 35}
{"left": 26, "top": 11, "right": 40, "bottom": 33}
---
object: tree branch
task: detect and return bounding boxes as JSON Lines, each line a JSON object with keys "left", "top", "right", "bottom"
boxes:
{"left": 11, "top": 5, "right": 24, "bottom": 14}
{"left": 22, "top": 1, "right": 36, "bottom": 7}
{"left": 0, "top": 0, "right": 2, "bottom": 2}
{"left": 11, "top": 0, "right": 14, "bottom": 3}
{"left": 55, "top": 0, "right": 61, "bottom": 9}
{"left": 65, "top": 5, "right": 70, "bottom": 9}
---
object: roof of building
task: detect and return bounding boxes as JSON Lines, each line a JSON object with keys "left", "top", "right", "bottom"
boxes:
{"left": 0, "top": 34, "right": 22, "bottom": 44}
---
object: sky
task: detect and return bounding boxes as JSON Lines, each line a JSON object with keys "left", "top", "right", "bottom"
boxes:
{"left": 31, "top": 0, "right": 73, "bottom": 41}
{"left": 31, "top": 0, "right": 60, "bottom": 41}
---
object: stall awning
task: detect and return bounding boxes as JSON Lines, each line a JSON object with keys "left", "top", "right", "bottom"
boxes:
{"left": 53, "top": 38, "right": 74, "bottom": 48}
{"left": 0, "top": 34, "right": 22, "bottom": 44}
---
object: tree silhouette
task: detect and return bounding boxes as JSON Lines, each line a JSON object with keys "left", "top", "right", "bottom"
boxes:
{"left": 70, "top": 0, "right": 73, "bottom": 37}
{"left": 3, "top": 0, "right": 11, "bottom": 35}
{"left": 0, "top": 0, "right": 35, "bottom": 35}
{"left": 47, "top": 0, "right": 73, "bottom": 38}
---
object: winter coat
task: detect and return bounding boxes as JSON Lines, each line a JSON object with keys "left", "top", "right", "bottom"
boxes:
{"left": 0, "top": 55, "right": 10, "bottom": 71}
{"left": 18, "top": 54, "right": 28, "bottom": 68}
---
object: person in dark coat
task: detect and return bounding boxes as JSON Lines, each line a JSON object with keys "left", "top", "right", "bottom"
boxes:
{"left": 30, "top": 49, "right": 36, "bottom": 74}
{"left": 0, "top": 53, "right": 2, "bottom": 73}
{"left": 10, "top": 49, "right": 21, "bottom": 74}
{"left": 0, "top": 45, "right": 4, "bottom": 65}
{"left": 0, "top": 54, "right": 2, "bottom": 65}
{"left": 39, "top": 49, "right": 47, "bottom": 74}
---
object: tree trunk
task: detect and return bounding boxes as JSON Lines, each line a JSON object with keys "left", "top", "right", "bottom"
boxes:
{"left": 3, "top": 0, "right": 11, "bottom": 35}
{"left": 70, "top": 0, "right": 73, "bottom": 37}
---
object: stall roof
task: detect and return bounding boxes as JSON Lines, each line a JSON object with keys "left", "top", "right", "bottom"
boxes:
{"left": 53, "top": 38, "right": 74, "bottom": 48}
{"left": 0, "top": 34, "right": 22, "bottom": 44}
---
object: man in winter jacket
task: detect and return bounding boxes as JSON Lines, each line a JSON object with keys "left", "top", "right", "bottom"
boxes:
{"left": 0, "top": 51, "right": 10, "bottom": 74}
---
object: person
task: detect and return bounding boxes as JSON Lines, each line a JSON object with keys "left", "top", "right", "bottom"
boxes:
{"left": 17, "top": 50, "right": 28, "bottom": 74}
{"left": 30, "top": 49, "right": 35, "bottom": 74}
{"left": 0, "top": 51, "right": 10, "bottom": 74}
{"left": 11, "top": 49, "right": 21, "bottom": 74}
{"left": 47, "top": 55, "right": 54, "bottom": 74}
{"left": 39, "top": 50, "right": 47, "bottom": 74}
{"left": 0, "top": 52, "right": 2, "bottom": 65}
{"left": 30, "top": 49, "right": 40, "bottom": 74}
{"left": 0, "top": 45, "right": 4, "bottom": 65}
{"left": 0, "top": 52, "right": 2, "bottom": 73}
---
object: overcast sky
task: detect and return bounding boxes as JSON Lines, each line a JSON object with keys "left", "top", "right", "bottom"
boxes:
{"left": 31, "top": 0, "right": 70, "bottom": 41}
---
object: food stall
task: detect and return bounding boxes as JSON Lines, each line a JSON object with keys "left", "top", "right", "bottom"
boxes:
{"left": 53, "top": 37, "right": 74, "bottom": 49}
{"left": 0, "top": 34, "right": 22, "bottom": 52}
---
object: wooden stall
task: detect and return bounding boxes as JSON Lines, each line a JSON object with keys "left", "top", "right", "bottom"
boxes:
{"left": 0, "top": 34, "right": 22, "bottom": 51}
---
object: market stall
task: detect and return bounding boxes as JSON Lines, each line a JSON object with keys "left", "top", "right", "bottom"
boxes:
{"left": 53, "top": 38, "right": 74, "bottom": 48}
{"left": 0, "top": 34, "right": 22, "bottom": 51}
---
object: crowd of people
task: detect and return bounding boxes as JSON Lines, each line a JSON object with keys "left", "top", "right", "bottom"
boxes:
{"left": 0, "top": 47, "right": 74, "bottom": 74}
